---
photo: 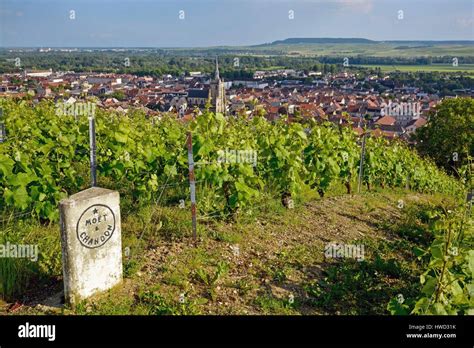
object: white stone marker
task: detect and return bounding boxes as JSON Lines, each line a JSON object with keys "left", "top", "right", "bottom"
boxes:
{"left": 59, "top": 187, "right": 123, "bottom": 306}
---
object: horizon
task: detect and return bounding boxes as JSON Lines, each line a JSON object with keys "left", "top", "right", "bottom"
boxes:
{"left": 2, "top": 37, "right": 474, "bottom": 49}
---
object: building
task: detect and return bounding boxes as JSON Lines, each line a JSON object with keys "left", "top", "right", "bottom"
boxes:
{"left": 232, "top": 80, "right": 268, "bottom": 89}
{"left": 405, "top": 117, "right": 427, "bottom": 135}
{"left": 209, "top": 57, "right": 226, "bottom": 114}
{"left": 23, "top": 69, "right": 53, "bottom": 78}
{"left": 186, "top": 57, "right": 226, "bottom": 114}
{"left": 187, "top": 89, "right": 209, "bottom": 107}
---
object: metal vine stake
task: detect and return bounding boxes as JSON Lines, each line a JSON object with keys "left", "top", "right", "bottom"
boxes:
{"left": 89, "top": 115, "right": 97, "bottom": 187}
{"left": 187, "top": 131, "right": 197, "bottom": 240}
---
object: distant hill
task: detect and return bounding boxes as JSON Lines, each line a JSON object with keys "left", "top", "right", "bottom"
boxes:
{"left": 263, "top": 38, "right": 376, "bottom": 45}
{"left": 383, "top": 40, "right": 474, "bottom": 45}
{"left": 258, "top": 38, "right": 474, "bottom": 46}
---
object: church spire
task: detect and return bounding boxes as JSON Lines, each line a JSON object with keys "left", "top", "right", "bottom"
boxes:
{"left": 214, "top": 56, "right": 220, "bottom": 81}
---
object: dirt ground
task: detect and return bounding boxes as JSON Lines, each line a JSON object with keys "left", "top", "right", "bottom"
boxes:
{"left": 2, "top": 190, "right": 444, "bottom": 315}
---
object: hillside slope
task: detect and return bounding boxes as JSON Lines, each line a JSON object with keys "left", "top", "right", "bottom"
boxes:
{"left": 2, "top": 189, "right": 454, "bottom": 315}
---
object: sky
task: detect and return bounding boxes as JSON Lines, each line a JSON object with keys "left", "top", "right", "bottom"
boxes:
{"left": 0, "top": 0, "right": 473, "bottom": 47}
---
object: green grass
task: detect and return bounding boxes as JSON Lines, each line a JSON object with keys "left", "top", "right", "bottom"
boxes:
{"left": 258, "top": 66, "right": 286, "bottom": 71}
{"left": 0, "top": 218, "right": 61, "bottom": 301}
{"left": 254, "top": 293, "right": 298, "bottom": 314}
{"left": 178, "top": 43, "right": 474, "bottom": 58}
{"left": 357, "top": 64, "right": 474, "bottom": 74}
{"left": 160, "top": 42, "right": 474, "bottom": 58}
{"left": 0, "top": 186, "right": 458, "bottom": 315}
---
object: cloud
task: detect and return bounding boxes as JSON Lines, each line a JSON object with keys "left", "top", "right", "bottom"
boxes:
{"left": 456, "top": 17, "right": 474, "bottom": 28}
{"left": 336, "top": 0, "right": 374, "bottom": 14}
{"left": 229, "top": 0, "right": 375, "bottom": 13}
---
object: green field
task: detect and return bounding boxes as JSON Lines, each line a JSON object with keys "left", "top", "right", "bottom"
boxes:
{"left": 160, "top": 40, "right": 474, "bottom": 60}
{"left": 259, "top": 65, "right": 286, "bottom": 71}
{"left": 356, "top": 64, "right": 474, "bottom": 75}
{"left": 182, "top": 43, "right": 474, "bottom": 58}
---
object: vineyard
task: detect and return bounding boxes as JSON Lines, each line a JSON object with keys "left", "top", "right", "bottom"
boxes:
{"left": 0, "top": 99, "right": 472, "bottom": 315}
{"left": 0, "top": 99, "right": 463, "bottom": 219}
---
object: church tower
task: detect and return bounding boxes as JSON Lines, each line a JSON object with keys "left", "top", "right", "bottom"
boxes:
{"left": 209, "top": 57, "right": 226, "bottom": 114}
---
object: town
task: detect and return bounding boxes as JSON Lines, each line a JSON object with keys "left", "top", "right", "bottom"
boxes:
{"left": 1, "top": 0, "right": 473, "bottom": 341}
{"left": 2, "top": 57, "right": 472, "bottom": 142}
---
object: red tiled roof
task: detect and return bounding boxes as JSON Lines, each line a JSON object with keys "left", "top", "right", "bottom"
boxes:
{"left": 414, "top": 117, "right": 427, "bottom": 127}
{"left": 375, "top": 115, "right": 396, "bottom": 126}
{"left": 353, "top": 127, "right": 364, "bottom": 135}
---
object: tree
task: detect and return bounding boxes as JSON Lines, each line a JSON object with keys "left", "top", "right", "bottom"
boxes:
{"left": 110, "top": 90, "right": 126, "bottom": 101}
{"left": 415, "top": 98, "right": 474, "bottom": 174}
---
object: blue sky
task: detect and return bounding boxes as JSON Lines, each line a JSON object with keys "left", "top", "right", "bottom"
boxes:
{"left": 0, "top": 0, "right": 473, "bottom": 47}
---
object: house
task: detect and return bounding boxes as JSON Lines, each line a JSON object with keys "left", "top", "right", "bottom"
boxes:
{"left": 23, "top": 69, "right": 53, "bottom": 78}
{"left": 375, "top": 115, "right": 397, "bottom": 126}
{"left": 405, "top": 117, "right": 427, "bottom": 135}
{"left": 170, "top": 96, "right": 188, "bottom": 117}
{"left": 187, "top": 88, "right": 209, "bottom": 107}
